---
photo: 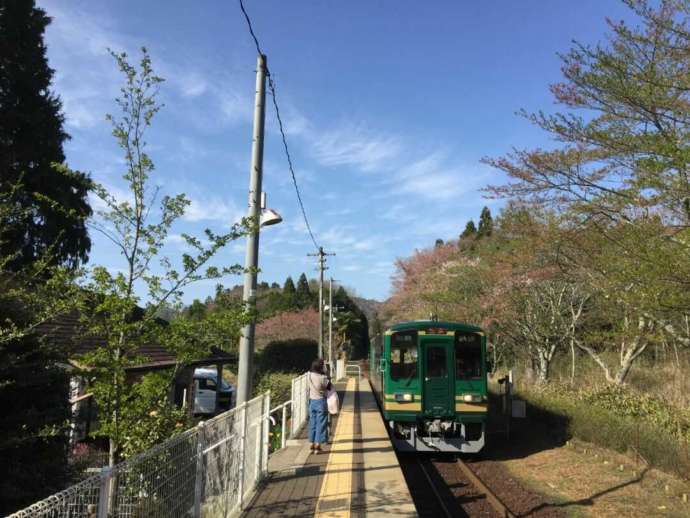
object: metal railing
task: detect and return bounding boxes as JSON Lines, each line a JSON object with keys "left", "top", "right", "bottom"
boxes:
{"left": 8, "top": 371, "right": 314, "bottom": 518}
{"left": 268, "top": 400, "right": 292, "bottom": 450}
{"left": 8, "top": 393, "right": 271, "bottom": 518}
{"left": 345, "top": 363, "right": 361, "bottom": 381}
{"left": 290, "top": 372, "right": 309, "bottom": 437}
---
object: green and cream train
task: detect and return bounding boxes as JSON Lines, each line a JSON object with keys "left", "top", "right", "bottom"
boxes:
{"left": 370, "top": 320, "right": 489, "bottom": 453}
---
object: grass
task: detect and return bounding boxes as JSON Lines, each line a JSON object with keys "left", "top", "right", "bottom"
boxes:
{"left": 514, "top": 383, "right": 690, "bottom": 480}
{"left": 502, "top": 437, "right": 690, "bottom": 517}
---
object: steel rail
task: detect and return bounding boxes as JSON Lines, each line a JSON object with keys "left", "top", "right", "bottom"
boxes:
{"left": 455, "top": 458, "right": 516, "bottom": 518}
{"left": 417, "top": 457, "right": 453, "bottom": 518}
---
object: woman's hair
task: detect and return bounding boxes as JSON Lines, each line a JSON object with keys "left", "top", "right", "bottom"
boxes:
{"left": 310, "top": 359, "right": 323, "bottom": 374}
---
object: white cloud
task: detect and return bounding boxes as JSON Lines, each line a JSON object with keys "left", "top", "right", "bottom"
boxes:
{"left": 311, "top": 124, "right": 401, "bottom": 173}
{"left": 172, "top": 70, "right": 208, "bottom": 98}
{"left": 183, "top": 196, "right": 244, "bottom": 224}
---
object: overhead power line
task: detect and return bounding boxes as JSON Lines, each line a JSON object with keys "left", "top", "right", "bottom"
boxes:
{"left": 239, "top": 0, "right": 320, "bottom": 251}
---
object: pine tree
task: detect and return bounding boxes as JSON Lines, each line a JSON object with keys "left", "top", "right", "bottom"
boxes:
{"left": 296, "top": 273, "right": 312, "bottom": 308}
{"left": 281, "top": 276, "right": 297, "bottom": 310}
{"left": 0, "top": 0, "right": 92, "bottom": 270}
{"left": 283, "top": 276, "right": 296, "bottom": 295}
{"left": 460, "top": 220, "right": 477, "bottom": 240}
{"left": 477, "top": 207, "right": 493, "bottom": 238}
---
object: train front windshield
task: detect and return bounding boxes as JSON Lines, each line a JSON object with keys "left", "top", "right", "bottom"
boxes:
{"left": 390, "top": 330, "right": 418, "bottom": 381}
{"left": 454, "top": 331, "right": 482, "bottom": 379}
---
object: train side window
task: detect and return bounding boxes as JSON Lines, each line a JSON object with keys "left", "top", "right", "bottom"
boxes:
{"left": 390, "top": 331, "right": 418, "bottom": 381}
{"left": 455, "top": 332, "right": 482, "bottom": 379}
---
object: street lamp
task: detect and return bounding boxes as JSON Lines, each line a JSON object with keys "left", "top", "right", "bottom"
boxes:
{"left": 259, "top": 192, "right": 282, "bottom": 227}
{"left": 236, "top": 52, "right": 284, "bottom": 407}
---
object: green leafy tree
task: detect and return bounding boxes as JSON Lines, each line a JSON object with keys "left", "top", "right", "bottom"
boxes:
{"left": 0, "top": 194, "right": 83, "bottom": 514}
{"left": 476, "top": 207, "right": 493, "bottom": 238}
{"left": 186, "top": 299, "right": 207, "bottom": 321}
{"left": 484, "top": 0, "right": 690, "bottom": 339}
{"left": 0, "top": 0, "right": 91, "bottom": 270}
{"left": 434, "top": 238, "right": 444, "bottom": 248}
{"left": 460, "top": 220, "right": 477, "bottom": 240}
{"left": 81, "top": 49, "right": 245, "bottom": 465}
{"left": 332, "top": 286, "right": 370, "bottom": 359}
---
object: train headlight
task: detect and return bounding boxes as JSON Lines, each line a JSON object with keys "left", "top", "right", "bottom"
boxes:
{"left": 394, "top": 393, "right": 414, "bottom": 402}
{"left": 463, "top": 394, "right": 481, "bottom": 402}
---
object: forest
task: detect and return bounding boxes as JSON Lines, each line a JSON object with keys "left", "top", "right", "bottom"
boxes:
{"left": 0, "top": 2, "right": 369, "bottom": 513}
{"left": 382, "top": 1, "right": 690, "bottom": 478}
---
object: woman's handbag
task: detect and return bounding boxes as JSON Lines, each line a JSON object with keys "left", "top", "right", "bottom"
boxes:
{"left": 326, "top": 388, "right": 339, "bottom": 415}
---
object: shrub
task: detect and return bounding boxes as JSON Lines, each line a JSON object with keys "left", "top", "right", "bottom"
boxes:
{"left": 257, "top": 338, "right": 317, "bottom": 373}
{"left": 253, "top": 371, "right": 298, "bottom": 407}
{"left": 521, "top": 385, "right": 690, "bottom": 479}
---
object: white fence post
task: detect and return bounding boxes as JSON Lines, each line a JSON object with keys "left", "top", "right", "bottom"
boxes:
{"left": 281, "top": 404, "right": 288, "bottom": 449}
{"left": 262, "top": 392, "right": 270, "bottom": 476}
{"left": 238, "top": 402, "right": 248, "bottom": 510}
{"left": 290, "top": 377, "right": 297, "bottom": 437}
{"left": 97, "top": 466, "right": 113, "bottom": 518}
{"left": 193, "top": 421, "right": 206, "bottom": 518}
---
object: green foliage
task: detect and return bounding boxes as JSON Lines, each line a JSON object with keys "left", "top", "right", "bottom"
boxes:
{"left": 459, "top": 220, "right": 477, "bottom": 240}
{"left": 253, "top": 371, "right": 297, "bottom": 407}
{"left": 522, "top": 384, "right": 690, "bottom": 479}
{"left": 0, "top": 0, "right": 92, "bottom": 270}
{"left": 295, "top": 273, "right": 313, "bottom": 309}
{"left": 82, "top": 48, "right": 245, "bottom": 464}
{"left": 185, "top": 299, "right": 207, "bottom": 321}
{"left": 476, "top": 207, "right": 493, "bottom": 239}
{"left": 118, "top": 371, "right": 190, "bottom": 458}
{"left": 258, "top": 338, "right": 318, "bottom": 373}
{"left": 333, "top": 286, "right": 369, "bottom": 359}
{"left": 283, "top": 276, "right": 296, "bottom": 295}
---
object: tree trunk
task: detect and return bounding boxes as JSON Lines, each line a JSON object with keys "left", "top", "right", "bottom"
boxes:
{"left": 570, "top": 337, "right": 576, "bottom": 385}
{"left": 535, "top": 353, "right": 550, "bottom": 384}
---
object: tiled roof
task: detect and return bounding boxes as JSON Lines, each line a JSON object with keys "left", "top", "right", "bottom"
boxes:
{"left": 34, "top": 310, "right": 177, "bottom": 368}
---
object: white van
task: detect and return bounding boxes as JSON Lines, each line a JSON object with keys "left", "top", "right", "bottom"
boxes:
{"left": 193, "top": 368, "right": 236, "bottom": 415}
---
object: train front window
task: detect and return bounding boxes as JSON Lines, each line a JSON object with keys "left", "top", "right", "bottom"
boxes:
{"left": 455, "top": 332, "right": 482, "bottom": 379}
{"left": 426, "top": 346, "right": 447, "bottom": 377}
{"left": 390, "top": 331, "right": 418, "bottom": 381}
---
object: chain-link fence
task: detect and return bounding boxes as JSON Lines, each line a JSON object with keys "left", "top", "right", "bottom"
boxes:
{"left": 8, "top": 392, "right": 271, "bottom": 518}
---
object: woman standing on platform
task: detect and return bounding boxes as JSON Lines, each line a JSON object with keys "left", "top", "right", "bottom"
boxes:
{"left": 308, "top": 359, "right": 331, "bottom": 454}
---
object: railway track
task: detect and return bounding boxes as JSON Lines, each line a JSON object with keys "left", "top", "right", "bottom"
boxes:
{"left": 399, "top": 453, "right": 516, "bottom": 517}
{"left": 455, "top": 457, "right": 515, "bottom": 518}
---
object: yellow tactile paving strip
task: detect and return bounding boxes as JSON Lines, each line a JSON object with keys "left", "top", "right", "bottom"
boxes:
{"left": 315, "top": 377, "right": 356, "bottom": 517}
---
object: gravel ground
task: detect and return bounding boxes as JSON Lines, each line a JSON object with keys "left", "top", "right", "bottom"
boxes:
{"left": 462, "top": 456, "right": 566, "bottom": 517}
{"left": 399, "top": 450, "right": 567, "bottom": 517}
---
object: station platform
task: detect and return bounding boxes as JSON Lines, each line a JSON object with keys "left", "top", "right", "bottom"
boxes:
{"left": 242, "top": 377, "right": 416, "bottom": 517}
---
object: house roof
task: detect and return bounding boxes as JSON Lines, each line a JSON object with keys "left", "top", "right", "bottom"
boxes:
{"left": 35, "top": 310, "right": 178, "bottom": 370}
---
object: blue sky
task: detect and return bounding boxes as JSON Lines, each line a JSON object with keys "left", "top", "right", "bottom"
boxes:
{"left": 38, "top": 0, "right": 634, "bottom": 303}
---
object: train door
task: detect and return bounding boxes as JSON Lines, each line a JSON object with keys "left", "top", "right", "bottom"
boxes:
{"left": 422, "top": 340, "right": 453, "bottom": 416}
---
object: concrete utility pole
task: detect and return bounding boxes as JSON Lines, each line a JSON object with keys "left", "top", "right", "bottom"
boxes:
{"left": 308, "top": 247, "right": 334, "bottom": 359}
{"left": 327, "top": 278, "right": 342, "bottom": 368}
{"left": 236, "top": 54, "right": 267, "bottom": 407}
{"left": 328, "top": 277, "right": 333, "bottom": 366}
